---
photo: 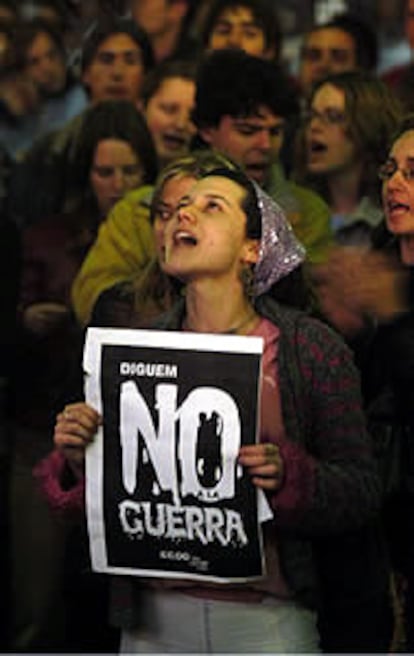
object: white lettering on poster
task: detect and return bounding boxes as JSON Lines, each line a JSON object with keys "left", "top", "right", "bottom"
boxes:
{"left": 119, "top": 362, "right": 178, "bottom": 378}
{"left": 120, "top": 381, "right": 241, "bottom": 505}
{"left": 117, "top": 380, "right": 247, "bottom": 546}
{"left": 118, "top": 500, "right": 248, "bottom": 546}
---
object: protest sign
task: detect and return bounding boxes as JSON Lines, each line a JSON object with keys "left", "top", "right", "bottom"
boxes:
{"left": 84, "top": 327, "right": 264, "bottom": 583}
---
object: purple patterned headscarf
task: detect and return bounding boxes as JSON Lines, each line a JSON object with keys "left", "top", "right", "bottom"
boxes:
{"left": 252, "top": 182, "right": 306, "bottom": 296}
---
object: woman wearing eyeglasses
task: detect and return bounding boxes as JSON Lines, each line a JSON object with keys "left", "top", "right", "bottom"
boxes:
{"left": 367, "top": 118, "right": 414, "bottom": 654}
{"left": 295, "top": 70, "right": 401, "bottom": 247}
{"left": 311, "top": 115, "right": 414, "bottom": 651}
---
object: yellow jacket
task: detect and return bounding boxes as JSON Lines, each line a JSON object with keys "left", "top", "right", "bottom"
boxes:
{"left": 71, "top": 186, "right": 155, "bottom": 326}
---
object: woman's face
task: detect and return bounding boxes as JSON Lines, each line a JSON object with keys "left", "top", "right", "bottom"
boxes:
{"left": 152, "top": 174, "right": 196, "bottom": 262}
{"left": 89, "top": 138, "right": 143, "bottom": 216}
{"left": 305, "top": 82, "right": 357, "bottom": 177}
{"left": 382, "top": 129, "right": 414, "bottom": 236}
{"left": 144, "top": 76, "right": 196, "bottom": 166}
{"left": 162, "top": 175, "right": 258, "bottom": 284}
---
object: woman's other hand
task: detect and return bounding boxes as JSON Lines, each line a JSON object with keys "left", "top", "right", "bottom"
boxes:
{"left": 54, "top": 402, "right": 102, "bottom": 478}
{"left": 23, "top": 302, "right": 71, "bottom": 336}
{"left": 238, "top": 443, "right": 284, "bottom": 491}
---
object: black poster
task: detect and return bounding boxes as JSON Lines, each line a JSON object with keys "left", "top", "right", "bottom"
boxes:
{"left": 84, "top": 327, "right": 264, "bottom": 582}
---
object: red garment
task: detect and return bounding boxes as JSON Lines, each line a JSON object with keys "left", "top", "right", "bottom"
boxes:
{"left": 34, "top": 448, "right": 84, "bottom": 521}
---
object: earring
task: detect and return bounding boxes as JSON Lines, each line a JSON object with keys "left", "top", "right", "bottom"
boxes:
{"left": 240, "top": 265, "right": 255, "bottom": 300}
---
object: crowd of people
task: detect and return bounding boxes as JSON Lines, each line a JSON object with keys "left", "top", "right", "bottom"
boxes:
{"left": 2, "top": 0, "right": 414, "bottom": 653}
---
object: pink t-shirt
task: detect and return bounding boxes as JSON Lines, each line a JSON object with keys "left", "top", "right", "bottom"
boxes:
{"left": 147, "top": 317, "right": 292, "bottom": 602}
{"left": 248, "top": 317, "right": 292, "bottom": 601}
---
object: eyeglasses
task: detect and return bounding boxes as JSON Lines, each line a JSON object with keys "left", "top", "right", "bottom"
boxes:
{"left": 378, "top": 159, "right": 414, "bottom": 182}
{"left": 302, "top": 107, "right": 346, "bottom": 126}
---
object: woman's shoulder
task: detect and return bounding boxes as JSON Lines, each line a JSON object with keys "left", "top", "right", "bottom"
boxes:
{"left": 120, "top": 185, "right": 154, "bottom": 209}
{"left": 104, "top": 186, "right": 154, "bottom": 238}
{"left": 257, "top": 295, "right": 353, "bottom": 359}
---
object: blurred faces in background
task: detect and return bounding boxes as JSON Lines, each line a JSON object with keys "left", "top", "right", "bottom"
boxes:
{"left": 80, "top": 18, "right": 154, "bottom": 104}
{"left": 207, "top": 5, "right": 268, "bottom": 57}
{"left": 304, "top": 82, "right": 355, "bottom": 177}
{"left": 90, "top": 138, "right": 143, "bottom": 216}
{"left": 299, "top": 13, "right": 378, "bottom": 97}
{"left": 144, "top": 76, "right": 195, "bottom": 166}
{"left": 82, "top": 33, "right": 145, "bottom": 104}
{"left": 23, "top": 26, "right": 67, "bottom": 97}
{"left": 200, "top": 107, "right": 284, "bottom": 186}
{"left": 300, "top": 27, "right": 356, "bottom": 96}
{"left": 129, "top": 0, "right": 186, "bottom": 39}
{"left": 127, "top": 0, "right": 193, "bottom": 62}
{"left": 140, "top": 60, "right": 196, "bottom": 166}
{"left": 201, "top": 0, "right": 281, "bottom": 61}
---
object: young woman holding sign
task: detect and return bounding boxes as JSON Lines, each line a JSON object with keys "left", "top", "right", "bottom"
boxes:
{"left": 37, "top": 163, "right": 390, "bottom": 653}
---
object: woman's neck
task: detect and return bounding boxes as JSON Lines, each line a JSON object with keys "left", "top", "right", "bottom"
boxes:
{"left": 328, "top": 163, "right": 363, "bottom": 215}
{"left": 183, "top": 280, "right": 258, "bottom": 335}
{"left": 400, "top": 235, "right": 414, "bottom": 265}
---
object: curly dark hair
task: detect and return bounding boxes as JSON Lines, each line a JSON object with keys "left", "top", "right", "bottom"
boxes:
{"left": 192, "top": 49, "right": 299, "bottom": 129}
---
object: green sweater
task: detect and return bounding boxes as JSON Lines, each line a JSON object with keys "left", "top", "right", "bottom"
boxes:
{"left": 266, "top": 162, "right": 334, "bottom": 265}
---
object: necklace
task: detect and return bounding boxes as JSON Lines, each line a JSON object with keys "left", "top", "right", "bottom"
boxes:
{"left": 183, "top": 310, "right": 258, "bottom": 335}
